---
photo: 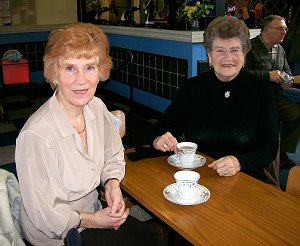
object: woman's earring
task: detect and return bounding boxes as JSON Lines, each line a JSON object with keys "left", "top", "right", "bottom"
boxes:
{"left": 51, "top": 81, "right": 59, "bottom": 90}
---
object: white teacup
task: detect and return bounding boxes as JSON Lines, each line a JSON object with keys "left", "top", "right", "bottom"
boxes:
{"left": 174, "top": 170, "right": 200, "bottom": 200}
{"left": 177, "top": 142, "right": 198, "bottom": 165}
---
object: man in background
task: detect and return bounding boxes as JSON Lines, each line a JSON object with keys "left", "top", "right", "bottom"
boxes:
{"left": 245, "top": 15, "right": 300, "bottom": 166}
{"left": 233, "top": 0, "right": 255, "bottom": 28}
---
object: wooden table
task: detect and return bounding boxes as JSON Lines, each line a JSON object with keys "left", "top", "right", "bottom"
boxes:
{"left": 121, "top": 149, "right": 300, "bottom": 245}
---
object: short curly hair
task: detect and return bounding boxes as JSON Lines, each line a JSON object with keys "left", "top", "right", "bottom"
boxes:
{"left": 203, "top": 16, "right": 251, "bottom": 54}
{"left": 43, "top": 22, "right": 112, "bottom": 89}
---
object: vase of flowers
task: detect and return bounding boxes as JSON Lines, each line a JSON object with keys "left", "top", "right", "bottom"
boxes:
{"left": 177, "top": 0, "right": 214, "bottom": 31}
{"left": 190, "top": 19, "right": 200, "bottom": 30}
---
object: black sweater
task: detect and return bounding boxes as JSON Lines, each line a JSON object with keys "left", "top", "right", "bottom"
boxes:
{"left": 156, "top": 69, "right": 279, "bottom": 181}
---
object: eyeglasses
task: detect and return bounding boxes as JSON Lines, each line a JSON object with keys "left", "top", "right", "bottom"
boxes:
{"left": 211, "top": 48, "right": 243, "bottom": 56}
{"left": 268, "top": 26, "right": 288, "bottom": 32}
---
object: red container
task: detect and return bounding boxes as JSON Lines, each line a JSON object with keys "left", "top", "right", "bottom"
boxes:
{"left": 1, "top": 59, "right": 30, "bottom": 84}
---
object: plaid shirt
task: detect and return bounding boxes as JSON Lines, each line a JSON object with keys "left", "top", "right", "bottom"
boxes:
{"left": 245, "top": 35, "right": 291, "bottom": 91}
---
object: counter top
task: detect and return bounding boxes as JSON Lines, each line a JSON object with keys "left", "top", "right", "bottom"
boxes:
{"left": 0, "top": 24, "right": 261, "bottom": 43}
{"left": 0, "top": 24, "right": 66, "bottom": 34}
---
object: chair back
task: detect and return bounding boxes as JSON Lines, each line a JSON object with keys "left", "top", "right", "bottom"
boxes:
{"left": 1, "top": 59, "right": 30, "bottom": 85}
{"left": 0, "top": 169, "right": 26, "bottom": 245}
{"left": 286, "top": 166, "right": 300, "bottom": 197}
{"left": 110, "top": 110, "right": 126, "bottom": 138}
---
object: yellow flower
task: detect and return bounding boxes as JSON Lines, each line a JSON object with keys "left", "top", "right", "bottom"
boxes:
{"left": 177, "top": 0, "right": 214, "bottom": 22}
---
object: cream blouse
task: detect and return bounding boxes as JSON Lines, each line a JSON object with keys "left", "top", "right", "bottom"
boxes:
{"left": 15, "top": 92, "right": 125, "bottom": 246}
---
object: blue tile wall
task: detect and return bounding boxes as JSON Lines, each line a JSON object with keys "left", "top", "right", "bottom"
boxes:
{"left": 1, "top": 42, "right": 188, "bottom": 100}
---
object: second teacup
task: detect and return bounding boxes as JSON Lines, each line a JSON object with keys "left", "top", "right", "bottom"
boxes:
{"left": 174, "top": 170, "right": 200, "bottom": 200}
{"left": 177, "top": 142, "right": 198, "bottom": 165}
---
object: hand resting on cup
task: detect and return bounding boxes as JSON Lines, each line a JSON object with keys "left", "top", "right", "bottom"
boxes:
{"left": 153, "top": 132, "right": 178, "bottom": 152}
{"left": 208, "top": 155, "right": 241, "bottom": 176}
{"left": 154, "top": 132, "right": 241, "bottom": 177}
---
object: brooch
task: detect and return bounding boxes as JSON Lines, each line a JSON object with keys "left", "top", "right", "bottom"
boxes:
{"left": 224, "top": 91, "right": 230, "bottom": 98}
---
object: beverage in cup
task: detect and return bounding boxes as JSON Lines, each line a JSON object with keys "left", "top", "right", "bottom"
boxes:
{"left": 176, "top": 142, "right": 198, "bottom": 165}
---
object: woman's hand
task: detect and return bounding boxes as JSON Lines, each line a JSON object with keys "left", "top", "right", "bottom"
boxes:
{"left": 77, "top": 205, "right": 129, "bottom": 230}
{"left": 93, "top": 206, "right": 130, "bottom": 230}
{"left": 105, "top": 179, "right": 125, "bottom": 215}
{"left": 78, "top": 180, "right": 129, "bottom": 230}
{"left": 153, "top": 132, "right": 178, "bottom": 152}
{"left": 208, "top": 155, "right": 241, "bottom": 176}
{"left": 104, "top": 179, "right": 128, "bottom": 230}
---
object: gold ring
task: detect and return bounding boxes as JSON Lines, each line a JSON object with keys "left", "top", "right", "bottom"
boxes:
{"left": 163, "top": 143, "right": 168, "bottom": 149}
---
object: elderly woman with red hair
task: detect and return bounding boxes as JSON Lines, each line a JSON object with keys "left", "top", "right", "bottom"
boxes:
{"left": 15, "top": 23, "right": 162, "bottom": 246}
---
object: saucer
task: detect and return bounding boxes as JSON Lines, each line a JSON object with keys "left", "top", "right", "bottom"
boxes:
{"left": 167, "top": 154, "right": 206, "bottom": 169}
{"left": 163, "top": 183, "right": 210, "bottom": 205}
